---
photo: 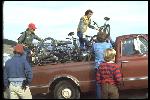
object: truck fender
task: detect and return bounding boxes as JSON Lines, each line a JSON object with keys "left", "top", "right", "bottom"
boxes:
{"left": 49, "top": 74, "right": 80, "bottom": 87}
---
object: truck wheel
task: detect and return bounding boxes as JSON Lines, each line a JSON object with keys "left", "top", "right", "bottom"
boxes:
{"left": 53, "top": 81, "right": 80, "bottom": 99}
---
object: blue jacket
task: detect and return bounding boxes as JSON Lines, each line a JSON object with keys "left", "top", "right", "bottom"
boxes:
{"left": 92, "top": 42, "right": 112, "bottom": 69}
{"left": 3, "top": 54, "right": 33, "bottom": 87}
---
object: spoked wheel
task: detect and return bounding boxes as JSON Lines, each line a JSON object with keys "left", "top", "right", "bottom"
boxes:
{"left": 89, "top": 35, "right": 97, "bottom": 43}
{"left": 53, "top": 81, "right": 80, "bottom": 99}
{"left": 103, "top": 24, "right": 110, "bottom": 36}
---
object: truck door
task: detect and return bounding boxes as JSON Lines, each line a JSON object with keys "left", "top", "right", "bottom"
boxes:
{"left": 120, "top": 35, "right": 148, "bottom": 90}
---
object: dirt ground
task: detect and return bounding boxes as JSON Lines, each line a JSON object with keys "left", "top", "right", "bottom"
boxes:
{"left": 33, "top": 89, "right": 148, "bottom": 99}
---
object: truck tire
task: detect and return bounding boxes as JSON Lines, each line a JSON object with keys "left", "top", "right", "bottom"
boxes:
{"left": 53, "top": 80, "right": 80, "bottom": 99}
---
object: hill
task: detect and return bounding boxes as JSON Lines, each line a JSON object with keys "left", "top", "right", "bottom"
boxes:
{"left": 3, "top": 39, "right": 17, "bottom": 54}
{"left": 3, "top": 39, "right": 17, "bottom": 46}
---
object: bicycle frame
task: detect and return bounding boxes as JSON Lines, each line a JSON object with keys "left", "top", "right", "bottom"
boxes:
{"left": 93, "top": 17, "right": 110, "bottom": 37}
{"left": 67, "top": 32, "right": 79, "bottom": 50}
{"left": 93, "top": 17, "right": 115, "bottom": 47}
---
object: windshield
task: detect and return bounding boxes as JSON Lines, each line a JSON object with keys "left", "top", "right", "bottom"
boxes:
{"left": 122, "top": 35, "right": 148, "bottom": 56}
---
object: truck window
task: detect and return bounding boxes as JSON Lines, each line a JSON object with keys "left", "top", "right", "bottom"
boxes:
{"left": 134, "top": 37, "right": 148, "bottom": 54}
{"left": 122, "top": 36, "right": 148, "bottom": 56}
{"left": 122, "top": 38, "right": 136, "bottom": 56}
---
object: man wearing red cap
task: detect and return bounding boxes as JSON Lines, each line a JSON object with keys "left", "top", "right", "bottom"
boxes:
{"left": 3, "top": 44, "right": 33, "bottom": 99}
{"left": 18, "top": 23, "right": 42, "bottom": 65}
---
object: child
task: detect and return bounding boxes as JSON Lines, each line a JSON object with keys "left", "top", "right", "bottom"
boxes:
{"left": 96, "top": 48, "right": 122, "bottom": 99}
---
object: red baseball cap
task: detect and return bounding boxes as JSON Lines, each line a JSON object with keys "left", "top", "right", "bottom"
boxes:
{"left": 28, "top": 23, "right": 37, "bottom": 30}
{"left": 14, "top": 44, "right": 24, "bottom": 54}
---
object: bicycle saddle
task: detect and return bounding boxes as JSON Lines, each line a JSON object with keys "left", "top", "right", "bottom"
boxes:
{"left": 104, "top": 17, "right": 110, "bottom": 21}
{"left": 57, "top": 41, "right": 72, "bottom": 46}
{"left": 68, "top": 32, "right": 74, "bottom": 36}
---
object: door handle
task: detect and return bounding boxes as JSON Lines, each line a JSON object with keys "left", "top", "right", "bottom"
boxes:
{"left": 121, "top": 61, "right": 128, "bottom": 63}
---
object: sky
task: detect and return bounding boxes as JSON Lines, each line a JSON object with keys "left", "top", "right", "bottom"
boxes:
{"left": 3, "top": 1, "right": 148, "bottom": 42}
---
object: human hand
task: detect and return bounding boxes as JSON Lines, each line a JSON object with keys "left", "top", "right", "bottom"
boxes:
{"left": 3, "top": 86, "right": 7, "bottom": 91}
{"left": 41, "top": 39, "right": 44, "bottom": 42}
{"left": 95, "top": 28, "right": 99, "bottom": 31}
{"left": 22, "top": 80, "right": 28, "bottom": 91}
{"left": 23, "top": 44, "right": 28, "bottom": 48}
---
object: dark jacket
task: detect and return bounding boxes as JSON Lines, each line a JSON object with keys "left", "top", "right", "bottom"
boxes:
{"left": 18, "top": 29, "right": 42, "bottom": 49}
{"left": 3, "top": 54, "right": 33, "bottom": 87}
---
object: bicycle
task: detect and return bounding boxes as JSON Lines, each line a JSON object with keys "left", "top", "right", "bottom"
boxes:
{"left": 81, "top": 17, "right": 111, "bottom": 50}
{"left": 66, "top": 32, "right": 83, "bottom": 61}
{"left": 93, "top": 17, "right": 115, "bottom": 47}
{"left": 66, "top": 32, "right": 80, "bottom": 50}
{"left": 81, "top": 17, "right": 113, "bottom": 61}
{"left": 93, "top": 17, "right": 110, "bottom": 38}
{"left": 32, "top": 37, "right": 58, "bottom": 65}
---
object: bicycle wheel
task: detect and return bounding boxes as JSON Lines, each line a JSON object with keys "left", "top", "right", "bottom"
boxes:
{"left": 103, "top": 24, "right": 110, "bottom": 37}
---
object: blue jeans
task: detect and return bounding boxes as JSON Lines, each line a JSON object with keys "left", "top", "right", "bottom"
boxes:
{"left": 77, "top": 31, "right": 88, "bottom": 49}
{"left": 95, "top": 68, "right": 101, "bottom": 99}
{"left": 96, "top": 82, "right": 101, "bottom": 99}
{"left": 23, "top": 48, "right": 32, "bottom": 66}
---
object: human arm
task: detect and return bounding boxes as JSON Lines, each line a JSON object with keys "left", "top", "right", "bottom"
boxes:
{"left": 34, "top": 34, "right": 42, "bottom": 42}
{"left": 3, "top": 63, "right": 9, "bottom": 89}
{"left": 113, "top": 65, "right": 122, "bottom": 86}
{"left": 22, "top": 60, "right": 33, "bottom": 90}
{"left": 24, "top": 60, "right": 33, "bottom": 84}
{"left": 88, "top": 19, "right": 95, "bottom": 29}
{"left": 96, "top": 67, "right": 101, "bottom": 84}
{"left": 18, "top": 32, "right": 26, "bottom": 44}
{"left": 21, "top": 59, "right": 32, "bottom": 90}
{"left": 92, "top": 44, "right": 95, "bottom": 54}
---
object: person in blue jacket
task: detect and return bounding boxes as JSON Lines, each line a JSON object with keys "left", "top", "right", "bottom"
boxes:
{"left": 3, "top": 44, "right": 33, "bottom": 99}
{"left": 92, "top": 31, "right": 113, "bottom": 99}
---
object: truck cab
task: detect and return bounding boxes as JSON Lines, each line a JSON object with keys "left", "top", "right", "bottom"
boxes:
{"left": 115, "top": 34, "right": 148, "bottom": 90}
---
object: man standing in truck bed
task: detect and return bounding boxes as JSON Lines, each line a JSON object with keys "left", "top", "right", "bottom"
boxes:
{"left": 77, "top": 9, "right": 96, "bottom": 50}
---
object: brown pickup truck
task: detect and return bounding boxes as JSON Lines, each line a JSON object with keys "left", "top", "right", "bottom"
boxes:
{"left": 30, "top": 34, "right": 148, "bottom": 99}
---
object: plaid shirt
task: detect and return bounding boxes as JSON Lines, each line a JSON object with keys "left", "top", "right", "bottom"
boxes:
{"left": 96, "top": 62, "right": 122, "bottom": 86}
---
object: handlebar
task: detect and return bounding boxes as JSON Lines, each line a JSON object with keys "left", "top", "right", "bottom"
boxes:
{"left": 93, "top": 17, "right": 110, "bottom": 30}
{"left": 68, "top": 32, "right": 75, "bottom": 36}
{"left": 85, "top": 35, "right": 92, "bottom": 38}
